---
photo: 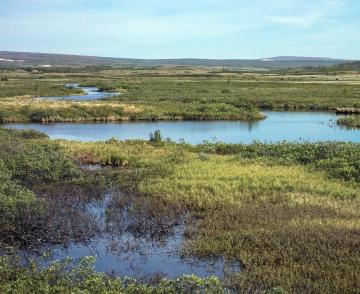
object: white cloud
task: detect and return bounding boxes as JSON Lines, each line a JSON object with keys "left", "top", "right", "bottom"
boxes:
{"left": 265, "top": 0, "right": 347, "bottom": 28}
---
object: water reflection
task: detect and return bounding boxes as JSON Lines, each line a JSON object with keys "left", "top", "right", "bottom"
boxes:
{"left": 41, "top": 84, "right": 120, "bottom": 101}
{"left": 4, "top": 111, "right": 360, "bottom": 144}
{"left": 26, "top": 191, "right": 240, "bottom": 280}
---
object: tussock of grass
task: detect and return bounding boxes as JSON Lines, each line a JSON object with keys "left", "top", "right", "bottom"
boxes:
{"left": 337, "top": 115, "right": 360, "bottom": 128}
{"left": 61, "top": 139, "right": 186, "bottom": 167}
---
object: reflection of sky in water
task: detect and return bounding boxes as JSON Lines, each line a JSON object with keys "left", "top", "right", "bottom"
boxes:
{"left": 40, "top": 84, "right": 119, "bottom": 101}
{"left": 4, "top": 111, "right": 360, "bottom": 144}
{"left": 33, "top": 193, "right": 240, "bottom": 279}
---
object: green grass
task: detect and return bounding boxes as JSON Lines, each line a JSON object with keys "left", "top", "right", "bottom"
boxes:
{"left": 1, "top": 69, "right": 360, "bottom": 123}
{"left": 0, "top": 97, "right": 141, "bottom": 123}
{"left": 195, "top": 141, "right": 360, "bottom": 182}
{"left": 62, "top": 138, "right": 360, "bottom": 293}
{"left": 1, "top": 132, "right": 359, "bottom": 292}
{"left": 0, "top": 79, "right": 83, "bottom": 98}
{"left": 0, "top": 129, "right": 229, "bottom": 293}
{"left": 139, "top": 156, "right": 359, "bottom": 292}
{"left": 106, "top": 76, "right": 360, "bottom": 110}
{"left": 1, "top": 66, "right": 360, "bottom": 292}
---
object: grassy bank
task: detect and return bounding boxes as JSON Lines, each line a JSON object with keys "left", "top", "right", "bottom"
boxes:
{"left": 0, "top": 96, "right": 264, "bottom": 123}
{"left": 0, "top": 97, "right": 142, "bottom": 123}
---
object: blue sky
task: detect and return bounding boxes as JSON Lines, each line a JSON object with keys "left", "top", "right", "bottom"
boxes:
{"left": 0, "top": 0, "right": 359, "bottom": 59}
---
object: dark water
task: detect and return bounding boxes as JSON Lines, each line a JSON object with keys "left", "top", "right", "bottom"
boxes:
{"left": 34, "top": 192, "right": 240, "bottom": 279}
{"left": 4, "top": 111, "right": 360, "bottom": 143}
{"left": 42, "top": 84, "right": 120, "bottom": 101}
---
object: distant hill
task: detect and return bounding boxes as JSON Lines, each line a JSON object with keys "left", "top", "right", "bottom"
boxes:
{"left": 329, "top": 61, "right": 360, "bottom": 71}
{"left": 0, "top": 51, "right": 353, "bottom": 69}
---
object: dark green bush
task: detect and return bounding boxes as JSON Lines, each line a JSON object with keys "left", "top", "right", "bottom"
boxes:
{"left": 149, "top": 129, "right": 163, "bottom": 143}
{"left": 197, "top": 141, "right": 360, "bottom": 182}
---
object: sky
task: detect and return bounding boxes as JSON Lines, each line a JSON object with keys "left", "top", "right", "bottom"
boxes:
{"left": 0, "top": 0, "right": 359, "bottom": 59}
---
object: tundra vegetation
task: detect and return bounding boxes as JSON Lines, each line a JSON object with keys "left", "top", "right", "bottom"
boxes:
{"left": 0, "top": 127, "right": 359, "bottom": 293}
{"left": 0, "top": 67, "right": 360, "bottom": 293}
{"left": 1, "top": 67, "right": 360, "bottom": 122}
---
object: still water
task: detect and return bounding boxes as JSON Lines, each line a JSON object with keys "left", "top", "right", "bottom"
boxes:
{"left": 27, "top": 192, "right": 240, "bottom": 279}
{"left": 43, "top": 84, "right": 120, "bottom": 101}
{"left": 4, "top": 111, "right": 360, "bottom": 144}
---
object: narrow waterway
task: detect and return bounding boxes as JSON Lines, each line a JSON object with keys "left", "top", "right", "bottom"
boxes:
{"left": 43, "top": 84, "right": 120, "bottom": 101}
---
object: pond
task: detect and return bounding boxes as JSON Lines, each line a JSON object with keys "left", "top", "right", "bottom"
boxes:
{"left": 23, "top": 191, "right": 241, "bottom": 280}
{"left": 42, "top": 84, "right": 120, "bottom": 101}
{"left": 3, "top": 111, "right": 360, "bottom": 144}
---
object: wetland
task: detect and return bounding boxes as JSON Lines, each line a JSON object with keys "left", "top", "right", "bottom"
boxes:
{"left": 0, "top": 67, "right": 360, "bottom": 293}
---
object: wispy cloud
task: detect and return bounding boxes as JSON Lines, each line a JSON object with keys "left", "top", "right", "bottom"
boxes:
{"left": 265, "top": 0, "right": 347, "bottom": 28}
{"left": 266, "top": 13, "right": 323, "bottom": 28}
{"left": 0, "top": 0, "right": 358, "bottom": 59}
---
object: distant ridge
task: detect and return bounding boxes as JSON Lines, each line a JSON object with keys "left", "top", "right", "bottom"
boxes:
{"left": 0, "top": 51, "right": 353, "bottom": 69}
{"left": 261, "top": 56, "right": 346, "bottom": 62}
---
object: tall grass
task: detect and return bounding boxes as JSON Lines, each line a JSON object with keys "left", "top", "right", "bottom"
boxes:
{"left": 0, "top": 98, "right": 141, "bottom": 123}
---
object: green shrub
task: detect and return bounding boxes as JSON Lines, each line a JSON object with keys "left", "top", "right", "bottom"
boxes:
{"left": 197, "top": 141, "right": 360, "bottom": 182}
{"left": 0, "top": 256, "right": 225, "bottom": 293}
{"left": 149, "top": 129, "right": 163, "bottom": 143}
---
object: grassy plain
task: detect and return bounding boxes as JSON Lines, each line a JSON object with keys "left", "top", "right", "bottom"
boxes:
{"left": 1, "top": 67, "right": 360, "bottom": 123}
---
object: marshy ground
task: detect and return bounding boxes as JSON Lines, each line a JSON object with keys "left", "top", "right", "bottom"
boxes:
{"left": 2, "top": 67, "right": 360, "bottom": 123}
{"left": 0, "top": 127, "right": 359, "bottom": 293}
{"left": 0, "top": 66, "right": 360, "bottom": 293}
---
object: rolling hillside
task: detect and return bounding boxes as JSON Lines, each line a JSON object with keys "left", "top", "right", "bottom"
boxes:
{"left": 0, "top": 51, "right": 352, "bottom": 69}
